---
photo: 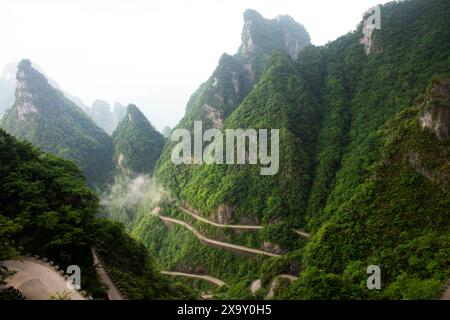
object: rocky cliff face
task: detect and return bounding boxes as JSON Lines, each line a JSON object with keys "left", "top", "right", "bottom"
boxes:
{"left": 359, "top": 9, "right": 382, "bottom": 55}
{"left": 179, "top": 10, "right": 311, "bottom": 130}
{"left": 156, "top": 10, "right": 310, "bottom": 221}
{"left": 420, "top": 78, "right": 450, "bottom": 141}
{"left": 7, "top": 60, "right": 45, "bottom": 125}
{"left": 0, "top": 61, "right": 87, "bottom": 117}
{"left": 239, "top": 9, "right": 310, "bottom": 60}
{"left": 360, "top": 23, "right": 375, "bottom": 55}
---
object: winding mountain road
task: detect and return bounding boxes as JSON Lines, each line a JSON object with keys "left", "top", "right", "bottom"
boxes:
{"left": 158, "top": 214, "right": 281, "bottom": 257}
{"left": 154, "top": 207, "right": 304, "bottom": 299}
{"left": 178, "top": 206, "right": 310, "bottom": 239}
{"left": 179, "top": 206, "right": 262, "bottom": 230}
{"left": 161, "top": 271, "right": 227, "bottom": 287}
{"left": 266, "top": 274, "right": 298, "bottom": 299}
{"left": 292, "top": 229, "right": 310, "bottom": 238}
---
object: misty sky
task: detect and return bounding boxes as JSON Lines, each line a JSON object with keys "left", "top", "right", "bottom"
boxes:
{"left": 0, "top": 0, "right": 392, "bottom": 131}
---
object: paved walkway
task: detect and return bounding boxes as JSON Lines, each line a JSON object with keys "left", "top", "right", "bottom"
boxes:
{"left": 161, "top": 271, "right": 227, "bottom": 287}
{"left": 4, "top": 258, "right": 86, "bottom": 300}
{"left": 92, "top": 250, "right": 124, "bottom": 300}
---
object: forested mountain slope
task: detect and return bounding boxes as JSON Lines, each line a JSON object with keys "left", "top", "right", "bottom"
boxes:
{"left": 286, "top": 78, "right": 450, "bottom": 299}
{"left": 155, "top": 9, "right": 311, "bottom": 198}
{"left": 135, "top": 0, "right": 450, "bottom": 299}
{"left": 112, "top": 104, "right": 165, "bottom": 177}
{"left": 0, "top": 60, "right": 114, "bottom": 190}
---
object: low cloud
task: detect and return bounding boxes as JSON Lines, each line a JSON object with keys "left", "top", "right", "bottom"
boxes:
{"left": 101, "top": 175, "right": 168, "bottom": 225}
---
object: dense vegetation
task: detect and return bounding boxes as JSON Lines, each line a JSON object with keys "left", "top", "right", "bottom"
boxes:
{"left": 155, "top": 9, "right": 311, "bottom": 206}
{"left": 95, "top": 219, "right": 195, "bottom": 299}
{"left": 0, "top": 129, "right": 193, "bottom": 299}
{"left": 103, "top": 104, "right": 165, "bottom": 225}
{"left": 0, "top": 60, "right": 114, "bottom": 190}
{"left": 1, "top": 0, "right": 448, "bottom": 300}
{"left": 285, "top": 99, "right": 450, "bottom": 299}
{"left": 131, "top": 203, "right": 265, "bottom": 299}
{"left": 0, "top": 128, "right": 104, "bottom": 296}
{"left": 112, "top": 104, "right": 165, "bottom": 176}
{"left": 139, "top": 0, "right": 450, "bottom": 299}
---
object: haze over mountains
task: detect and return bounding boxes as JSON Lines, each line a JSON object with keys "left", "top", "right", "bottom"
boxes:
{"left": 0, "top": 61, "right": 88, "bottom": 115}
{"left": 0, "top": 60, "right": 164, "bottom": 190}
{"left": 1, "top": 0, "right": 449, "bottom": 301}
{"left": 0, "top": 61, "right": 131, "bottom": 135}
{"left": 86, "top": 100, "right": 127, "bottom": 135}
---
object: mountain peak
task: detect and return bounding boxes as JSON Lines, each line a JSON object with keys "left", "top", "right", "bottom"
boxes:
{"left": 17, "top": 59, "right": 47, "bottom": 84}
{"left": 239, "top": 9, "right": 310, "bottom": 60}
{"left": 126, "top": 103, "right": 140, "bottom": 113}
{"left": 112, "top": 104, "right": 164, "bottom": 176}
{"left": 92, "top": 99, "right": 110, "bottom": 110}
{"left": 18, "top": 59, "right": 32, "bottom": 70}
{"left": 0, "top": 59, "right": 114, "bottom": 189}
{"left": 243, "top": 9, "right": 264, "bottom": 22}
{"left": 126, "top": 103, "right": 147, "bottom": 123}
{"left": 11, "top": 60, "right": 51, "bottom": 120}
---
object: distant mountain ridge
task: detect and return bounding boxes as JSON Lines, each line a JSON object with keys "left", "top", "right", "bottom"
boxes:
{"left": 86, "top": 100, "right": 126, "bottom": 135}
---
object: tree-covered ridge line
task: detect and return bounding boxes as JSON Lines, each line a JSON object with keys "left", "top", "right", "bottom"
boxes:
{"left": 112, "top": 104, "right": 165, "bottom": 177}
